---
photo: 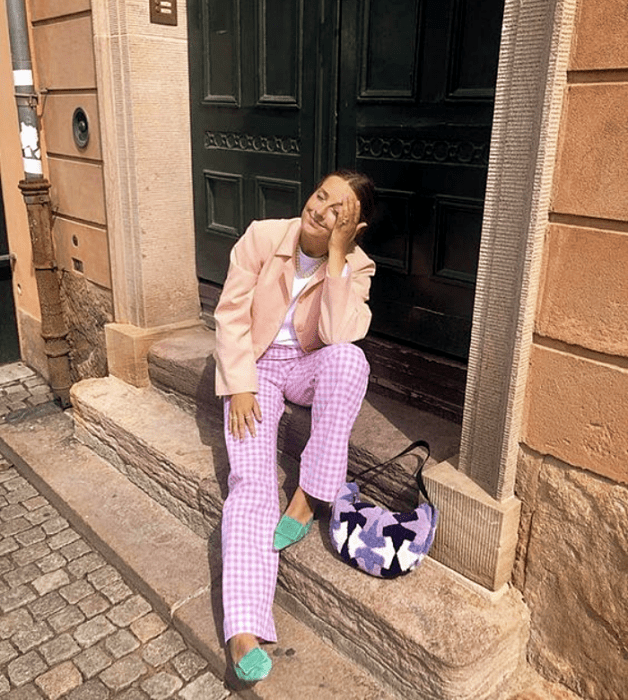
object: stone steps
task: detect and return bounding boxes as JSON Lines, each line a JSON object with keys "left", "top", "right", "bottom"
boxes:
{"left": 0, "top": 406, "right": 396, "bottom": 700}
{"left": 147, "top": 326, "right": 463, "bottom": 512}
{"left": 65, "top": 325, "right": 531, "bottom": 699}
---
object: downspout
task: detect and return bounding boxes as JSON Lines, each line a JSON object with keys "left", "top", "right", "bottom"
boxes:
{"left": 6, "top": 0, "right": 71, "bottom": 407}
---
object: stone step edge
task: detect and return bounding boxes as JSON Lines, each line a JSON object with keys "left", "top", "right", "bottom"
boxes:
{"left": 70, "top": 376, "right": 225, "bottom": 541}
{"left": 255, "top": 501, "right": 529, "bottom": 700}
{"left": 69, "top": 376, "right": 530, "bottom": 700}
{"left": 0, "top": 407, "right": 397, "bottom": 700}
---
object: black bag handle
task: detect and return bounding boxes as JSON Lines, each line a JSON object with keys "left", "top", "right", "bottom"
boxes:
{"left": 351, "top": 439, "right": 433, "bottom": 505}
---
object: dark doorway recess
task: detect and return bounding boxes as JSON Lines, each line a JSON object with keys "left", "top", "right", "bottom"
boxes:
{"left": 188, "top": 0, "right": 504, "bottom": 420}
{"left": 0, "top": 181, "right": 20, "bottom": 365}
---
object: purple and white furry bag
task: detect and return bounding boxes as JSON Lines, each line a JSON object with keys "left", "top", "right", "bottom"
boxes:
{"left": 329, "top": 441, "right": 438, "bottom": 578}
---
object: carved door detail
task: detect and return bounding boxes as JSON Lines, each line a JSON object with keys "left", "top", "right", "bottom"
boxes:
{"left": 188, "top": 0, "right": 504, "bottom": 359}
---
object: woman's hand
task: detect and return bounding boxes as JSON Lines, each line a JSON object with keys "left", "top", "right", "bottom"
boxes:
{"left": 228, "top": 392, "right": 262, "bottom": 440}
{"left": 327, "top": 194, "right": 367, "bottom": 276}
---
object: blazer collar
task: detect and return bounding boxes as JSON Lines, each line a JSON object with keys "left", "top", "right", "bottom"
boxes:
{"left": 277, "top": 219, "right": 301, "bottom": 301}
{"left": 276, "top": 219, "right": 302, "bottom": 258}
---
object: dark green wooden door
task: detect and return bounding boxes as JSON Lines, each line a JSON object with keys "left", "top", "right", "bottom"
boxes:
{"left": 337, "top": 0, "right": 503, "bottom": 358}
{"left": 0, "top": 182, "right": 20, "bottom": 364}
{"left": 187, "top": 0, "right": 337, "bottom": 284}
{"left": 188, "top": 0, "right": 503, "bottom": 360}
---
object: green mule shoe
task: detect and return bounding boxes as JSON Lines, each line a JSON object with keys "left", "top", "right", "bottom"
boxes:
{"left": 233, "top": 647, "right": 272, "bottom": 683}
{"left": 273, "top": 514, "right": 313, "bottom": 551}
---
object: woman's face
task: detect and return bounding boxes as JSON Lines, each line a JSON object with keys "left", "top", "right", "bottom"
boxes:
{"left": 300, "top": 176, "right": 357, "bottom": 251}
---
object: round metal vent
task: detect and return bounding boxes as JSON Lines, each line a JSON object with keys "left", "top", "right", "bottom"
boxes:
{"left": 72, "top": 107, "right": 90, "bottom": 149}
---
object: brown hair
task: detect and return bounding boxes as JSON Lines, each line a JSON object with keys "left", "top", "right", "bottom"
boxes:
{"left": 318, "top": 170, "right": 377, "bottom": 228}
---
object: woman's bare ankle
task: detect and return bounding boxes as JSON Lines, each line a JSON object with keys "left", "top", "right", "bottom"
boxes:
{"left": 284, "top": 487, "right": 315, "bottom": 525}
{"left": 229, "top": 633, "right": 259, "bottom": 664}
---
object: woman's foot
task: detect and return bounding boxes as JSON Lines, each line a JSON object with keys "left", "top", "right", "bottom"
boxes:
{"left": 284, "top": 486, "right": 315, "bottom": 525}
{"left": 230, "top": 634, "right": 271, "bottom": 683}
{"left": 273, "top": 487, "right": 315, "bottom": 551}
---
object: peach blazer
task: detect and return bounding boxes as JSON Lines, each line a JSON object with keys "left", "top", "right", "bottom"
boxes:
{"left": 214, "top": 217, "right": 376, "bottom": 396}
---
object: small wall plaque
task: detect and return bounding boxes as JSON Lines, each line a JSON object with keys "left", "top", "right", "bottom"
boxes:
{"left": 150, "top": 0, "right": 177, "bottom": 26}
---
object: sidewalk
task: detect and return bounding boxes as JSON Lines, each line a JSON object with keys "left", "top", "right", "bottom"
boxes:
{"left": 0, "top": 364, "right": 54, "bottom": 420}
{"left": 0, "top": 364, "right": 229, "bottom": 700}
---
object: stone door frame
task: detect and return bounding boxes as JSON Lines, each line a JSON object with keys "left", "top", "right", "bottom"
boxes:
{"left": 424, "top": 0, "right": 578, "bottom": 589}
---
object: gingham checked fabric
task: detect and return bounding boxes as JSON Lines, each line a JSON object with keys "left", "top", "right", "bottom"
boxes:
{"left": 221, "top": 343, "right": 370, "bottom": 643}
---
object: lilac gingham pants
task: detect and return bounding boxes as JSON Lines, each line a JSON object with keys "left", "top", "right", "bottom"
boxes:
{"left": 221, "top": 343, "right": 369, "bottom": 643}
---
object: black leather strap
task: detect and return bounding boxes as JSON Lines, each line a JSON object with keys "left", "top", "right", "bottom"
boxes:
{"left": 352, "top": 439, "right": 433, "bottom": 504}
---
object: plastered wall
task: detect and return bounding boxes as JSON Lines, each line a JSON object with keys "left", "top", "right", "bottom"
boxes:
{"left": 0, "top": 1, "right": 46, "bottom": 375}
{"left": 0, "top": 0, "right": 113, "bottom": 378}
{"left": 4, "top": 0, "right": 200, "bottom": 386}
{"left": 28, "top": 0, "right": 113, "bottom": 379}
{"left": 517, "top": 1, "right": 628, "bottom": 697}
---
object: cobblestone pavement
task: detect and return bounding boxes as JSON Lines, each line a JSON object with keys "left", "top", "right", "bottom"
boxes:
{"left": 0, "top": 364, "right": 230, "bottom": 700}
{"left": 0, "top": 364, "right": 54, "bottom": 421}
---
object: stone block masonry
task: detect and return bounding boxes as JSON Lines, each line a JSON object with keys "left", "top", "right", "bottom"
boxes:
{"left": 523, "top": 345, "right": 628, "bottom": 484}
{"left": 0, "top": 455, "right": 230, "bottom": 700}
{"left": 515, "top": 446, "right": 628, "bottom": 700}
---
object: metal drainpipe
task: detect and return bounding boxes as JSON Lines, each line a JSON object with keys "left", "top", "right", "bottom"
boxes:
{"left": 6, "top": 0, "right": 72, "bottom": 407}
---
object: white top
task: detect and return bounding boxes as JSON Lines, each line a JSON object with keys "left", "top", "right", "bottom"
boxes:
{"left": 273, "top": 247, "right": 347, "bottom": 346}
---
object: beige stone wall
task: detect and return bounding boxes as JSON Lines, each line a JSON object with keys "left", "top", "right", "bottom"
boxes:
{"left": 91, "top": 0, "right": 201, "bottom": 387}
{"left": 28, "top": 0, "right": 113, "bottom": 379}
{"left": 514, "top": 447, "right": 628, "bottom": 700}
{"left": 518, "top": 0, "right": 628, "bottom": 697}
{"left": 91, "top": 0, "right": 199, "bottom": 329}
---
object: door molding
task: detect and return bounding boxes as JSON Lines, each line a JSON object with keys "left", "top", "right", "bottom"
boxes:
{"left": 425, "top": 0, "right": 578, "bottom": 589}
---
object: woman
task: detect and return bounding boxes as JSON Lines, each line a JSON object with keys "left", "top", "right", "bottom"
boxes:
{"left": 214, "top": 170, "right": 376, "bottom": 682}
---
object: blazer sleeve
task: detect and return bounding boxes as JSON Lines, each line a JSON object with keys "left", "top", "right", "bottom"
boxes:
{"left": 214, "top": 222, "right": 266, "bottom": 396}
{"left": 317, "top": 252, "right": 376, "bottom": 345}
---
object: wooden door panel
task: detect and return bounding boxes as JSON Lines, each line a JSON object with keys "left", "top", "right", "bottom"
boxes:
{"left": 433, "top": 196, "right": 483, "bottom": 284}
{"left": 358, "top": 0, "right": 422, "bottom": 100}
{"left": 339, "top": 0, "right": 503, "bottom": 358}
{"left": 255, "top": 176, "right": 302, "bottom": 220}
{"left": 189, "top": 0, "right": 318, "bottom": 284}
{"left": 363, "top": 188, "right": 414, "bottom": 273}
{"left": 257, "top": 0, "right": 302, "bottom": 104}
{"left": 449, "top": 0, "right": 503, "bottom": 98}
{"left": 201, "top": 0, "right": 240, "bottom": 104}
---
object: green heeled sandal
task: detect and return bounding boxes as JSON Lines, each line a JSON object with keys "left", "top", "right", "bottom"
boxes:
{"left": 273, "top": 514, "right": 313, "bottom": 551}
